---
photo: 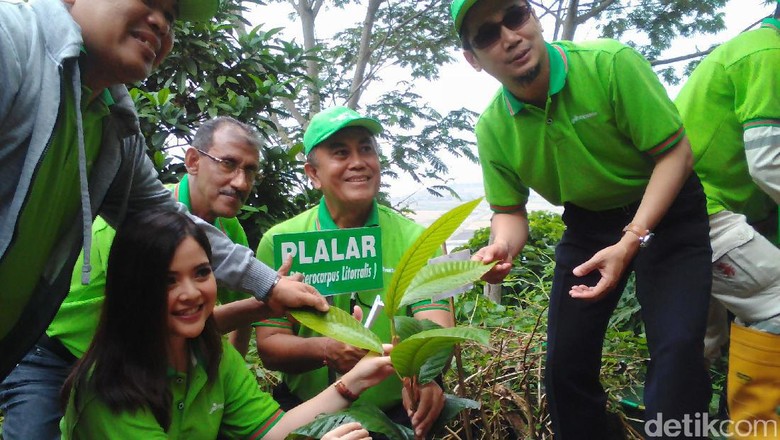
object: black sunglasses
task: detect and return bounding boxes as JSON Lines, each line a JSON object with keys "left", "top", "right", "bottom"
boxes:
{"left": 470, "top": 4, "right": 533, "bottom": 50}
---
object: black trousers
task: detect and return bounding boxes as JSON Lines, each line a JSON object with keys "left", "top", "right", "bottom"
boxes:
{"left": 545, "top": 175, "right": 713, "bottom": 440}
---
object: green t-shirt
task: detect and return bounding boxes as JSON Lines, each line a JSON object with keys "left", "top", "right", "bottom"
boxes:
{"left": 0, "top": 85, "right": 108, "bottom": 340}
{"left": 676, "top": 18, "right": 780, "bottom": 231}
{"left": 61, "top": 340, "right": 283, "bottom": 439}
{"left": 255, "top": 198, "right": 450, "bottom": 409}
{"left": 477, "top": 40, "right": 684, "bottom": 213}
{"left": 46, "top": 175, "right": 251, "bottom": 357}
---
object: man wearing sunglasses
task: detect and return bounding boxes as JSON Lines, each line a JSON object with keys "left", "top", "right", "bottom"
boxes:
{"left": 451, "top": 0, "right": 712, "bottom": 438}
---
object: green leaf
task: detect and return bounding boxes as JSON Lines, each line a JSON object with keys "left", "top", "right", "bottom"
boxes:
{"left": 394, "top": 317, "right": 442, "bottom": 341}
{"left": 418, "top": 345, "right": 453, "bottom": 384}
{"left": 156, "top": 88, "right": 170, "bottom": 105}
{"left": 384, "top": 198, "right": 483, "bottom": 318}
{"left": 429, "top": 394, "right": 481, "bottom": 435}
{"left": 399, "top": 260, "right": 495, "bottom": 308}
{"left": 394, "top": 318, "right": 450, "bottom": 383}
{"left": 289, "top": 307, "right": 383, "bottom": 354}
{"left": 391, "top": 327, "right": 490, "bottom": 378}
{"left": 287, "top": 404, "right": 413, "bottom": 440}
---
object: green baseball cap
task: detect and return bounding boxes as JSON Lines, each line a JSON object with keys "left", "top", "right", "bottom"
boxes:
{"left": 303, "top": 106, "right": 383, "bottom": 154}
{"left": 177, "top": 0, "right": 219, "bottom": 22}
{"left": 450, "top": 0, "right": 481, "bottom": 32}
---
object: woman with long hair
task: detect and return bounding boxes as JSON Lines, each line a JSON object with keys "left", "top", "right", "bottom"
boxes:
{"left": 61, "top": 210, "right": 392, "bottom": 439}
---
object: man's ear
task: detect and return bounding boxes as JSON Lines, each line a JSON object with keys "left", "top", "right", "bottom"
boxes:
{"left": 303, "top": 162, "right": 322, "bottom": 190}
{"left": 463, "top": 50, "right": 483, "bottom": 72}
{"left": 184, "top": 148, "right": 200, "bottom": 175}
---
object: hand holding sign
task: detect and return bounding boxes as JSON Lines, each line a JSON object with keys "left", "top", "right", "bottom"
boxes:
{"left": 277, "top": 255, "right": 303, "bottom": 282}
{"left": 266, "top": 277, "right": 329, "bottom": 318}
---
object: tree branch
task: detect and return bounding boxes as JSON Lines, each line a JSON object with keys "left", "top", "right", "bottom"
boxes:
{"left": 347, "top": 0, "right": 384, "bottom": 108}
{"left": 650, "top": 47, "right": 715, "bottom": 66}
{"left": 312, "top": 0, "right": 324, "bottom": 17}
{"left": 561, "top": 0, "right": 579, "bottom": 40}
{"left": 345, "top": 0, "right": 439, "bottom": 106}
{"left": 576, "top": 0, "right": 617, "bottom": 24}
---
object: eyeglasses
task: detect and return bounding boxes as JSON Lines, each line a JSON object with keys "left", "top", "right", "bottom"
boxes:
{"left": 470, "top": 4, "right": 533, "bottom": 50}
{"left": 195, "top": 149, "right": 262, "bottom": 182}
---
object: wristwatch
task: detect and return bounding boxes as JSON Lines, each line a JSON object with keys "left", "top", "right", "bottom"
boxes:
{"left": 268, "top": 274, "right": 282, "bottom": 297}
{"left": 622, "top": 223, "right": 654, "bottom": 248}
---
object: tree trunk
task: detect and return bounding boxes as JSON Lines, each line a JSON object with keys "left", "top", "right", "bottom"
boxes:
{"left": 347, "top": 0, "right": 383, "bottom": 109}
{"left": 560, "top": 0, "right": 579, "bottom": 40}
{"left": 296, "top": 0, "right": 323, "bottom": 114}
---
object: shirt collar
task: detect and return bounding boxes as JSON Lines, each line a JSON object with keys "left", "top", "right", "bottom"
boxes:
{"left": 176, "top": 174, "right": 193, "bottom": 211}
{"left": 761, "top": 17, "right": 780, "bottom": 32}
{"left": 316, "top": 198, "right": 380, "bottom": 230}
{"left": 502, "top": 42, "right": 569, "bottom": 116}
{"left": 79, "top": 86, "right": 113, "bottom": 114}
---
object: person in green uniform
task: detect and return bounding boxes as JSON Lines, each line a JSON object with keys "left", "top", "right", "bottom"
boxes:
{"left": 61, "top": 210, "right": 392, "bottom": 440}
{"left": 254, "top": 107, "right": 454, "bottom": 439}
{"left": 450, "top": 0, "right": 713, "bottom": 438}
{"left": 675, "top": 1, "right": 780, "bottom": 432}
{"left": 0, "top": 0, "right": 328, "bottom": 383}
{"left": 0, "top": 117, "right": 274, "bottom": 439}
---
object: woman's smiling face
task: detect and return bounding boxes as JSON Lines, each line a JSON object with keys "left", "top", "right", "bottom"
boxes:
{"left": 166, "top": 236, "right": 217, "bottom": 345}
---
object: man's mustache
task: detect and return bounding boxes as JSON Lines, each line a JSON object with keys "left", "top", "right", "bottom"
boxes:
{"left": 219, "top": 189, "right": 247, "bottom": 201}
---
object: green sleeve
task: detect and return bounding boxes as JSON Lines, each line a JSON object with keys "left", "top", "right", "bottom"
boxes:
{"left": 67, "top": 217, "right": 115, "bottom": 291}
{"left": 410, "top": 300, "right": 452, "bottom": 314}
{"left": 475, "top": 112, "right": 530, "bottom": 213}
{"left": 61, "top": 392, "right": 168, "bottom": 440}
{"left": 216, "top": 218, "right": 252, "bottom": 304}
{"left": 731, "top": 47, "right": 780, "bottom": 126}
{"left": 609, "top": 46, "right": 684, "bottom": 156}
{"left": 256, "top": 232, "right": 276, "bottom": 268}
{"left": 218, "top": 343, "right": 284, "bottom": 439}
{"left": 252, "top": 230, "right": 286, "bottom": 327}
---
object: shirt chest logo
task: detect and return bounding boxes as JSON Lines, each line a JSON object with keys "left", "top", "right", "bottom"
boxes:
{"left": 571, "top": 112, "right": 598, "bottom": 125}
{"left": 209, "top": 402, "right": 225, "bottom": 414}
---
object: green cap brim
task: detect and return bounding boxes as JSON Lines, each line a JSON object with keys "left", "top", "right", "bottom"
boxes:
{"left": 177, "top": 0, "right": 219, "bottom": 22}
{"left": 304, "top": 118, "right": 382, "bottom": 154}
{"left": 451, "top": 0, "right": 480, "bottom": 32}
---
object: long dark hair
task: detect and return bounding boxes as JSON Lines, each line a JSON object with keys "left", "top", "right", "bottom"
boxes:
{"left": 62, "top": 210, "right": 222, "bottom": 430}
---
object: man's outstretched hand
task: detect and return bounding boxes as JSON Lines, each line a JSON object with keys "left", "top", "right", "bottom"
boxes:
{"left": 266, "top": 276, "right": 329, "bottom": 317}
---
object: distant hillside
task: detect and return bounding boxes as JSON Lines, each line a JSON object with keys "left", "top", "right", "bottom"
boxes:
{"left": 390, "top": 182, "right": 561, "bottom": 249}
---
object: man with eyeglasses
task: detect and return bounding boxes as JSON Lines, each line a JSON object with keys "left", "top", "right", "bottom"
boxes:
{"left": 450, "top": 0, "right": 713, "bottom": 438}
{"left": 254, "top": 107, "right": 454, "bottom": 439}
{"left": 0, "top": 116, "right": 275, "bottom": 439}
{"left": 0, "top": 0, "right": 327, "bottom": 389}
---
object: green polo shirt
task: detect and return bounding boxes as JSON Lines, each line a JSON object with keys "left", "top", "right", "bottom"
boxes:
{"left": 255, "top": 198, "right": 450, "bottom": 409}
{"left": 676, "top": 18, "right": 780, "bottom": 234}
{"left": 0, "top": 85, "right": 108, "bottom": 340}
{"left": 477, "top": 40, "right": 685, "bottom": 213}
{"left": 61, "top": 340, "right": 283, "bottom": 439}
{"left": 46, "top": 175, "right": 251, "bottom": 358}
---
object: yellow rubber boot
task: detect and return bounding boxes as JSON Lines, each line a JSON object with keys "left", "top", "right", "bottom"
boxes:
{"left": 728, "top": 323, "right": 780, "bottom": 439}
